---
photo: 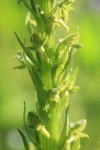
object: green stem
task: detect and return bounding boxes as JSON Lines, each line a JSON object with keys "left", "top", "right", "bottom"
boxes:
{"left": 48, "top": 103, "right": 59, "bottom": 150}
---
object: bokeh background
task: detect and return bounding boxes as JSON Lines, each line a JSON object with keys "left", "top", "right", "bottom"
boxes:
{"left": 0, "top": 0, "right": 100, "bottom": 150}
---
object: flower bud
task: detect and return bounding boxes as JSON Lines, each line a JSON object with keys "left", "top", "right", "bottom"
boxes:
{"left": 37, "top": 125, "right": 50, "bottom": 138}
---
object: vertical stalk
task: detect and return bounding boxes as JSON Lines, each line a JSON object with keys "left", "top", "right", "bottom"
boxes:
{"left": 15, "top": 1, "right": 88, "bottom": 150}
{"left": 44, "top": 103, "right": 59, "bottom": 150}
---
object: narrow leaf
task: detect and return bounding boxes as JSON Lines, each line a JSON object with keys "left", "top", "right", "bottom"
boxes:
{"left": 14, "top": 32, "right": 41, "bottom": 69}
{"left": 23, "top": 54, "right": 37, "bottom": 89}
{"left": 59, "top": 48, "right": 77, "bottom": 82}
{"left": 34, "top": 70, "right": 47, "bottom": 107}
{"left": 29, "top": 0, "right": 40, "bottom": 21}
{"left": 30, "top": 0, "right": 38, "bottom": 14}
{"left": 13, "top": 65, "right": 26, "bottom": 70}
{"left": 14, "top": 32, "right": 25, "bottom": 50}
{"left": 38, "top": 7, "right": 52, "bottom": 34}
{"left": 26, "top": 45, "right": 36, "bottom": 51}
{"left": 25, "top": 126, "right": 41, "bottom": 149}
{"left": 23, "top": 102, "right": 40, "bottom": 148}
{"left": 57, "top": 107, "right": 69, "bottom": 149}
{"left": 25, "top": 50, "right": 41, "bottom": 69}
{"left": 20, "top": 0, "right": 32, "bottom": 14}
{"left": 17, "top": 129, "right": 29, "bottom": 150}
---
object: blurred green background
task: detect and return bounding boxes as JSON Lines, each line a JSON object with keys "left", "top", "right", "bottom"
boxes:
{"left": 0, "top": 0, "right": 100, "bottom": 150}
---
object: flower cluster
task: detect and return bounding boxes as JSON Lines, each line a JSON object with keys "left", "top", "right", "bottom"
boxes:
{"left": 15, "top": 0, "right": 88, "bottom": 150}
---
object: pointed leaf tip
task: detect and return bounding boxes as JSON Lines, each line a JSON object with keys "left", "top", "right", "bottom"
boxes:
{"left": 14, "top": 32, "right": 25, "bottom": 50}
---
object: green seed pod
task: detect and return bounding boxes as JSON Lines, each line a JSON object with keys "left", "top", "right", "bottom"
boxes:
{"left": 30, "top": 33, "right": 44, "bottom": 48}
{"left": 30, "top": 33, "right": 50, "bottom": 62}
{"left": 27, "top": 111, "right": 41, "bottom": 128}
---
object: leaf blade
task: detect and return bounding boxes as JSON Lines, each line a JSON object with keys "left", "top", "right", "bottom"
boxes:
{"left": 17, "top": 129, "right": 30, "bottom": 150}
